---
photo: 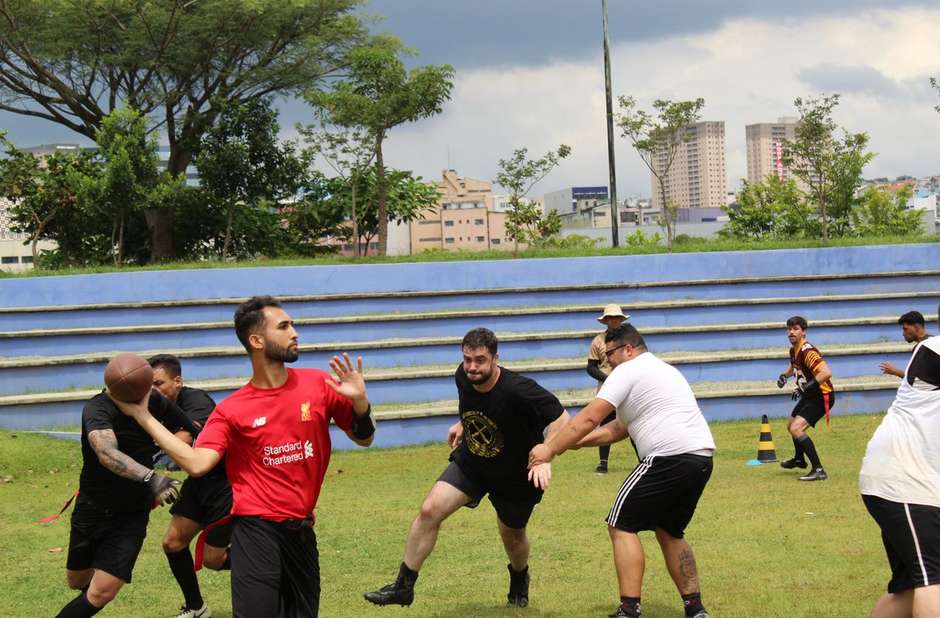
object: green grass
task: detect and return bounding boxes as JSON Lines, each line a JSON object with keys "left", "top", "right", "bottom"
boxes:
{"left": 4, "top": 235, "right": 938, "bottom": 278}
{"left": 0, "top": 414, "right": 892, "bottom": 616}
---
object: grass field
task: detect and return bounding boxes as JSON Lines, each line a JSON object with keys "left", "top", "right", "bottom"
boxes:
{"left": 0, "top": 414, "right": 891, "bottom": 617}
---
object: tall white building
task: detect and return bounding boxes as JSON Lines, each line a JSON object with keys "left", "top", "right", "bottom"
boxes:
{"left": 650, "top": 121, "right": 727, "bottom": 211}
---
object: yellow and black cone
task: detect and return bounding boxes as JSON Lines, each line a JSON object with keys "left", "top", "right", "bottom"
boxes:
{"left": 757, "top": 414, "right": 778, "bottom": 463}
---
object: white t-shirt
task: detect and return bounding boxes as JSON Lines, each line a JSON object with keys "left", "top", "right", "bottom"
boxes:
{"left": 859, "top": 336, "right": 940, "bottom": 507}
{"left": 596, "top": 351, "right": 715, "bottom": 460}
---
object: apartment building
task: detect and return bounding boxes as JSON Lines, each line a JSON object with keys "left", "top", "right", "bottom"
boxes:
{"left": 744, "top": 117, "right": 808, "bottom": 189}
{"left": 650, "top": 121, "right": 727, "bottom": 211}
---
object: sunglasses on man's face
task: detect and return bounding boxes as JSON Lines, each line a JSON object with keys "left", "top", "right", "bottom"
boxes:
{"left": 605, "top": 343, "right": 629, "bottom": 358}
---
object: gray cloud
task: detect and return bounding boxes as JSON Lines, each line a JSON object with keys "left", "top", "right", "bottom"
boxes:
{"left": 798, "top": 63, "right": 934, "bottom": 100}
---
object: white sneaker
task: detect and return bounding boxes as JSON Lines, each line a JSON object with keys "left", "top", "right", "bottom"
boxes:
{"left": 173, "top": 604, "right": 211, "bottom": 618}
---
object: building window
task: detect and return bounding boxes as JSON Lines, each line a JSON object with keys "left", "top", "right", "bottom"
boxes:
{"left": 419, "top": 220, "right": 439, "bottom": 225}
{"left": 420, "top": 237, "right": 441, "bottom": 242}
{"left": 444, "top": 220, "right": 454, "bottom": 227}
{"left": 20, "top": 256, "right": 33, "bottom": 263}
{"left": 476, "top": 236, "right": 485, "bottom": 242}
{"left": 474, "top": 218, "right": 484, "bottom": 225}
{"left": 491, "top": 238, "right": 501, "bottom": 245}
{"left": 445, "top": 238, "right": 455, "bottom": 244}
{"left": 1, "top": 256, "right": 18, "bottom": 264}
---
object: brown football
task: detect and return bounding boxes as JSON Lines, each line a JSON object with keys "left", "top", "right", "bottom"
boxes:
{"left": 104, "top": 353, "right": 154, "bottom": 403}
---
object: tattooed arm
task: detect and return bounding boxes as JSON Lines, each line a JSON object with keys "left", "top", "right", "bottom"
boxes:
{"left": 87, "top": 429, "right": 151, "bottom": 481}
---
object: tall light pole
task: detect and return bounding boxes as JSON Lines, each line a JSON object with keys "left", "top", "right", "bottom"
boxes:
{"left": 602, "top": 0, "right": 619, "bottom": 247}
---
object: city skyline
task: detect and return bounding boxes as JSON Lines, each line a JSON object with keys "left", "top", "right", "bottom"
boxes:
{"left": 1, "top": 2, "right": 939, "bottom": 198}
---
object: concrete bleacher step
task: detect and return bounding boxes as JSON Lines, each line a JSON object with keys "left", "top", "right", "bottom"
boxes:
{"left": 1, "top": 314, "right": 932, "bottom": 398}
{"left": 3, "top": 269, "right": 939, "bottom": 332}
{"left": 4, "top": 289, "right": 939, "bottom": 358}
{"left": 0, "top": 342, "right": 915, "bottom": 429}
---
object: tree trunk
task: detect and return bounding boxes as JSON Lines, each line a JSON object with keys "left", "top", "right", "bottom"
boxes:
{"left": 375, "top": 134, "right": 388, "bottom": 256}
{"left": 351, "top": 171, "right": 360, "bottom": 257}
{"left": 222, "top": 203, "right": 235, "bottom": 258}
{"left": 658, "top": 179, "right": 672, "bottom": 252}
{"left": 144, "top": 139, "right": 193, "bottom": 262}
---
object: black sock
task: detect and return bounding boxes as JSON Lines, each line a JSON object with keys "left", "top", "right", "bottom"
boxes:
{"left": 397, "top": 562, "right": 419, "bottom": 588}
{"left": 599, "top": 444, "right": 611, "bottom": 463}
{"left": 792, "top": 437, "right": 804, "bottom": 461}
{"left": 797, "top": 434, "right": 822, "bottom": 469}
{"left": 620, "top": 596, "right": 641, "bottom": 616}
{"left": 166, "top": 548, "right": 203, "bottom": 610}
{"left": 682, "top": 592, "right": 704, "bottom": 617}
{"left": 508, "top": 563, "right": 528, "bottom": 580}
{"left": 55, "top": 591, "right": 101, "bottom": 617}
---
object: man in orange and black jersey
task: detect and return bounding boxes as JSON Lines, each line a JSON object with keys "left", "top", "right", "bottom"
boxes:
{"left": 775, "top": 316, "right": 834, "bottom": 481}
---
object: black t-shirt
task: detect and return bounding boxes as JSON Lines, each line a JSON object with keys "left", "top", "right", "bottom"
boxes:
{"left": 175, "top": 386, "right": 229, "bottom": 485}
{"left": 451, "top": 365, "right": 565, "bottom": 498}
{"left": 79, "top": 391, "right": 195, "bottom": 512}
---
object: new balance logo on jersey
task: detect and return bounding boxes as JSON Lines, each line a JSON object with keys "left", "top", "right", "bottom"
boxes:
{"left": 252, "top": 416, "right": 267, "bottom": 428}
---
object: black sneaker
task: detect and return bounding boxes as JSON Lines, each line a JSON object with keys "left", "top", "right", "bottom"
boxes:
{"left": 506, "top": 564, "right": 529, "bottom": 608}
{"left": 780, "top": 458, "right": 808, "bottom": 469}
{"left": 363, "top": 580, "right": 414, "bottom": 606}
{"left": 799, "top": 468, "right": 828, "bottom": 481}
{"left": 595, "top": 462, "right": 609, "bottom": 474}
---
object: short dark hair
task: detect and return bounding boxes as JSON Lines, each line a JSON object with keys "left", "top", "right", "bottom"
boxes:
{"left": 148, "top": 354, "right": 182, "bottom": 378}
{"left": 462, "top": 327, "right": 498, "bottom": 355}
{"left": 234, "top": 295, "right": 282, "bottom": 352}
{"left": 604, "top": 323, "right": 646, "bottom": 349}
{"left": 786, "top": 316, "right": 808, "bottom": 330}
{"left": 898, "top": 311, "right": 925, "bottom": 327}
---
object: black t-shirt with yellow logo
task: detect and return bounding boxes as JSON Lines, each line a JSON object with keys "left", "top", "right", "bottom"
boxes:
{"left": 451, "top": 365, "right": 564, "bottom": 498}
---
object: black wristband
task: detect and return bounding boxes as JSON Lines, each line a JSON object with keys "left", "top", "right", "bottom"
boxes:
{"left": 351, "top": 405, "right": 376, "bottom": 440}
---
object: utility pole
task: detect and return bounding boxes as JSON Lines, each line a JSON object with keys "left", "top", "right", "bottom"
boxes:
{"left": 602, "top": 0, "right": 619, "bottom": 247}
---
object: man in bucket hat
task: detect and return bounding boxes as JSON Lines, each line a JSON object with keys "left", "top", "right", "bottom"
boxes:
{"left": 586, "top": 304, "right": 630, "bottom": 474}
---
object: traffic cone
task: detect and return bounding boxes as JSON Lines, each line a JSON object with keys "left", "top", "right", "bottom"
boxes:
{"left": 756, "top": 414, "right": 778, "bottom": 463}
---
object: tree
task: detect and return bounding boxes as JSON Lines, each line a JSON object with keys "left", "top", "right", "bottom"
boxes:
{"left": 850, "top": 186, "right": 923, "bottom": 237}
{"left": 720, "top": 175, "right": 817, "bottom": 240}
{"left": 494, "top": 145, "right": 571, "bottom": 254}
{"left": 306, "top": 39, "right": 454, "bottom": 255}
{"left": 91, "top": 108, "right": 160, "bottom": 266}
{"left": 930, "top": 77, "right": 940, "bottom": 114}
{"left": 617, "top": 96, "right": 705, "bottom": 251}
{"left": 0, "top": 0, "right": 370, "bottom": 260}
{"left": 781, "top": 94, "right": 874, "bottom": 241}
{"left": 195, "top": 98, "right": 304, "bottom": 258}
{"left": 299, "top": 122, "right": 375, "bottom": 256}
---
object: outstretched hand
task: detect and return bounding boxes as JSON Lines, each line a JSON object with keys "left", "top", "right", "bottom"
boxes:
{"left": 528, "top": 443, "right": 555, "bottom": 468}
{"left": 325, "top": 352, "right": 367, "bottom": 402}
{"left": 527, "top": 462, "right": 552, "bottom": 490}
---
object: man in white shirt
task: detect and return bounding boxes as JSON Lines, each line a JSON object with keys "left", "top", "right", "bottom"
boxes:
{"left": 859, "top": 313, "right": 940, "bottom": 618}
{"left": 529, "top": 323, "right": 715, "bottom": 618}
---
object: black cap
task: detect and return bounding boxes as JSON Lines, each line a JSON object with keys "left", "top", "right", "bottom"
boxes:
{"left": 898, "top": 311, "right": 925, "bottom": 326}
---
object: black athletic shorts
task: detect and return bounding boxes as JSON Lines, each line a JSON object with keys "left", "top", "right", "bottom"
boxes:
{"left": 862, "top": 494, "right": 940, "bottom": 593}
{"left": 65, "top": 495, "right": 149, "bottom": 583}
{"left": 607, "top": 453, "right": 713, "bottom": 539}
{"left": 437, "top": 461, "right": 541, "bottom": 530}
{"left": 230, "top": 516, "right": 320, "bottom": 618}
{"left": 791, "top": 391, "right": 835, "bottom": 427}
{"left": 170, "top": 475, "right": 233, "bottom": 547}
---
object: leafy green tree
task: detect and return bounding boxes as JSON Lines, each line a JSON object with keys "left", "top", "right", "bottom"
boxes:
{"left": 284, "top": 172, "right": 350, "bottom": 256}
{"left": 494, "top": 145, "right": 571, "bottom": 254}
{"left": 91, "top": 108, "right": 161, "bottom": 266}
{"left": 195, "top": 98, "right": 305, "bottom": 258}
{"left": 850, "top": 185, "right": 923, "bottom": 237}
{"left": 299, "top": 122, "right": 375, "bottom": 256}
{"left": 781, "top": 94, "right": 874, "bottom": 240}
{"left": 0, "top": 0, "right": 370, "bottom": 259}
{"left": 306, "top": 38, "right": 455, "bottom": 255}
{"left": 623, "top": 228, "right": 662, "bottom": 248}
{"left": 617, "top": 96, "right": 705, "bottom": 251}
{"left": 721, "top": 175, "right": 817, "bottom": 240}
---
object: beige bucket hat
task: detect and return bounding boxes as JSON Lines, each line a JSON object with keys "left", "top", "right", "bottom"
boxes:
{"left": 597, "top": 303, "right": 630, "bottom": 323}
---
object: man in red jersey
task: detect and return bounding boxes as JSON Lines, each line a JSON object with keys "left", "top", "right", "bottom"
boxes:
{"left": 112, "top": 296, "right": 375, "bottom": 617}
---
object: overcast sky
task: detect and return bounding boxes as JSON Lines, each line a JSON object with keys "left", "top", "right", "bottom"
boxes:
{"left": 3, "top": 1, "right": 940, "bottom": 198}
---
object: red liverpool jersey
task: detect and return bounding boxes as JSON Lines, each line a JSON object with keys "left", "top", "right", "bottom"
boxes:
{"left": 196, "top": 368, "right": 354, "bottom": 521}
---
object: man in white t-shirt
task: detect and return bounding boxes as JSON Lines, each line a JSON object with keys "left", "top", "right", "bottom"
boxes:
{"left": 529, "top": 324, "right": 715, "bottom": 618}
{"left": 859, "top": 320, "right": 940, "bottom": 618}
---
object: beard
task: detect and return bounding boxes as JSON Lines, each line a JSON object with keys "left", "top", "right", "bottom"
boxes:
{"left": 465, "top": 367, "right": 493, "bottom": 385}
{"left": 265, "top": 340, "right": 299, "bottom": 363}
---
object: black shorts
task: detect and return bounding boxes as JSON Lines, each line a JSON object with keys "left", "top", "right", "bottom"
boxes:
{"left": 607, "top": 453, "right": 713, "bottom": 539}
{"left": 862, "top": 494, "right": 940, "bottom": 593}
{"left": 437, "top": 461, "right": 541, "bottom": 530}
{"left": 230, "top": 516, "right": 320, "bottom": 618}
{"left": 65, "top": 495, "right": 149, "bottom": 583}
{"left": 170, "top": 475, "right": 233, "bottom": 547}
{"left": 791, "top": 391, "right": 835, "bottom": 427}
